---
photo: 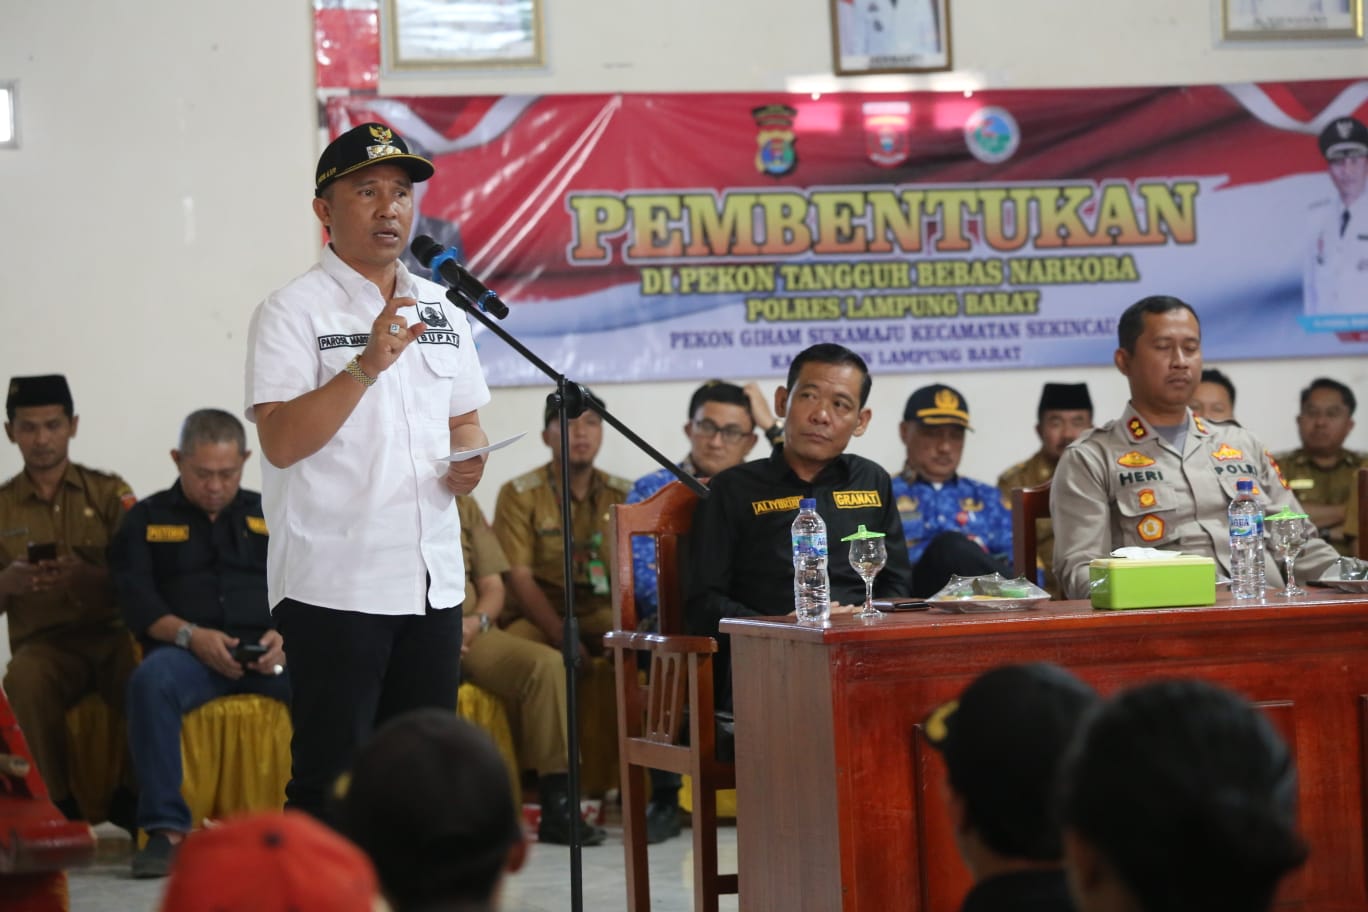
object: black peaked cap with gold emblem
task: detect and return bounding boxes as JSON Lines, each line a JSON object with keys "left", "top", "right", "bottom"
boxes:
{"left": 904, "top": 383, "right": 971, "bottom": 429}
{"left": 315, "top": 122, "right": 435, "bottom": 197}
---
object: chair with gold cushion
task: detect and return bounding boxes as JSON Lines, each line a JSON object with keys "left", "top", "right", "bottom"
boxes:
{"left": 605, "top": 481, "right": 737, "bottom": 912}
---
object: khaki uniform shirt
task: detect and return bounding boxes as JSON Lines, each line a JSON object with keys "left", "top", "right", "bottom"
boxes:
{"left": 1052, "top": 405, "right": 1340, "bottom": 600}
{"left": 0, "top": 463, "right": 134, "bottom": 648}
{"left": 997, "top": 451, "right": 1059, "bottom": 594}
{"left": 457, "top": 495, "right": 509, "bottom": 615}
{"left": 493, "top": 464, "right": 630, "bottom": 618}
{"left": 1274, "top": 447, "right": 1364, "bottom": 557}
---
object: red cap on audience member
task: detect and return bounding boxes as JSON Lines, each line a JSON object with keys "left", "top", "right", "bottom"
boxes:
{"left": 159, "top": 811, "right": 381, "bottom": 912}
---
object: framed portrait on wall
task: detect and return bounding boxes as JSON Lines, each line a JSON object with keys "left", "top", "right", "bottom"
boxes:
{"left": 382, "top": 0, "right": 544, "bottom": 70}
{"left": 830, "top": 0, "right": 951, "bottom": 75}
{"left": 1221, "top": 0, "right": 1364, "bottom": 40}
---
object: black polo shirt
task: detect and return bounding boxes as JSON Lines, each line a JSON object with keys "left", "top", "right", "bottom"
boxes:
{"left": 110, "top": 481, "right": 273, "bottom": 650}
{"left": 686, "top": 446, "right": 911, "bottom": 631}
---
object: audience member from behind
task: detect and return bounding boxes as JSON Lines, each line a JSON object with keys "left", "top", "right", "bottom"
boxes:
{"left": 1058, "top": 679, "right": 1307, "bottom": 912}
{"left": 686, "top": 344, "right": 911, "bottom": 710}
{"left": 1051, "top": 295, "right": 1340, "bottom": 599}
{"left": 924, "top": 663, "right": 1097, "bottom": 912}
{"left": 1189, "top": 368, "right": 1235, "bottom": 423}
{"left": 893, "top": 384, "right": 1013, "bottom": 597}
{"left": 160, "top": 810, "right": 383, "bottom": 912}
{"left": 111, "top": 409, "right": 290, "bottom": 878}
{"left": 335, "top": 709, "right": 526, "bottom": 912}
{"left": 1275, "top": 377, "right": 1362, "bottom": 555}
{"left": 997, "top": 383, "right": 1093, "bottom": 594}
{"left": 0, "top": 374, "right": 138, "bottom": 828}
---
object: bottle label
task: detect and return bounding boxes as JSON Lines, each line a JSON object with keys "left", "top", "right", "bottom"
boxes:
{"left": 792, "top": 531, "right": 828, "bottom": 560}
{"left": 1230, "top": 515, "right": 1258, "bottom": 538}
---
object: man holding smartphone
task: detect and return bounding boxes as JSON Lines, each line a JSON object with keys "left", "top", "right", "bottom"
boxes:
{"left": 110, "top": 409, "right": 288, "bottom": 878}
{"left": 0, "top": 374, "right": 139, "bottom": 828}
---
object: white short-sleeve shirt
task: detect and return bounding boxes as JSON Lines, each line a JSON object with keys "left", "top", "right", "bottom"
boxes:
{"left": 245, "top": 245, "right": 491, "bottom": 615}
{"left": 1304, "top": 192, "right": 1368, "bottom": 316}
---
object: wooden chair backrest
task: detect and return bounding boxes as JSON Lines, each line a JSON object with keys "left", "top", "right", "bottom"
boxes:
{"left": 611, "top": 481, "right": 700, "bottom": 635}
{"left": 1357, "top": 466, "right": 1368, "bottom": 562}
{"left": 1011, "top": 480, "right": 1052, "bottom": 580}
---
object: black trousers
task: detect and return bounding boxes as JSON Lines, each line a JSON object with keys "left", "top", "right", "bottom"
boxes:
{"left": 910, "top": 531, "right": 1013, "bottom": 597}
{"left": 274, "top": 597, "right": 462, "bottom": 818}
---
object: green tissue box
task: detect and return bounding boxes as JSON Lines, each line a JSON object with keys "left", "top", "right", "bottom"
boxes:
{"left": 1087, "top": 556, "right": 1217, "bottom": 610}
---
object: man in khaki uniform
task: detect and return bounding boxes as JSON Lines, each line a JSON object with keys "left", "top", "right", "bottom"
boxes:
{"left": 1274, "top": 378, "right": 1364, "bottom": 556}
{"left": 494, "top": 393, "right": 630, "bottom": 660}
{"left": 1052, "top": 297, "right": 1340, "bottom": 600}
{"left": 0, "top": 374, "right": 137, "bottom": 824}
{"left": 455, "top": 494, "right": 605, "bottom": 846}
{"left": 997, "top": 382, "right": 1093, "bottom": 595}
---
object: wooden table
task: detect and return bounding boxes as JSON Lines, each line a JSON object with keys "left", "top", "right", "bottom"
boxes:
{"left": 721, "top": 591, "right": 1368, "bottom": 912}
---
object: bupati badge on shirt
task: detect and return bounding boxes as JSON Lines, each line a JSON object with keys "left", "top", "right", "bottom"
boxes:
{"left": 146, "top": 524, "right": 190, "bottom": 543}
{"left": 587, "top": 559, "right": 609, "bottom": 596}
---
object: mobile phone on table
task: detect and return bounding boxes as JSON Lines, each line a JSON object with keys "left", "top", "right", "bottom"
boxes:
{"left": 872, "top": 598, "right": 931, "bottom": 612}
{"left": 233, "top": 642, "right": 269, "bottom": 666}
{"left": 26, "top": 542, "right": 57, "bottom": 564}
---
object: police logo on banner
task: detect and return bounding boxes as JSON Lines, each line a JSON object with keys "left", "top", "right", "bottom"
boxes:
{"left": 752, "top": 104, "right": 798, "bottom": 177}
{"left": 964, "top": 106, "right": 1021, "bottom": 165}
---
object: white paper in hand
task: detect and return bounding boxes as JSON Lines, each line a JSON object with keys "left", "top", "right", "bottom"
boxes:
{"left": 444, "top": 432, "right": 526, "bottom": 462}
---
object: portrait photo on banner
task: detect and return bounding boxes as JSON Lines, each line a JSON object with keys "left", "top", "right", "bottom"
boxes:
{"left": 382, "top": 0, "right": 544, "bottom": 71}
{"left": 1220, "top": 0, "right": 1364, "bottom": 41}
{"left": 829, "top": 0, "right": 951, "bottom": 75}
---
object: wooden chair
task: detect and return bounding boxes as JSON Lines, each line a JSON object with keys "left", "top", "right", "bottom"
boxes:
{"left": 603, "top": 482, "right": 738, "bottom": 912}
{"left": 1011, "top": 480, "right": 1052, "bottom": 581}
{"left": 1355, "top": 466, "right": 1367, "bottom": 561}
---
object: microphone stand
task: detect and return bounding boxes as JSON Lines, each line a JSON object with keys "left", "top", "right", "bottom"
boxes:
{"left": 443, "top": 288, "right": 707, "bottom": 912}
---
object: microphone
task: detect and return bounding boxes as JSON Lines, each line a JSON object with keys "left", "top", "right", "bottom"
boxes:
{"left": 411, "top": 235, "right": 510, "bottom": 320}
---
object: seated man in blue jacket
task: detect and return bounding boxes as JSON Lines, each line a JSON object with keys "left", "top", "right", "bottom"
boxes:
{"left": 892, "top": 384, "right": 1013, "bottom": 597}
{"left": 110, "top": 409, "right": 290, "bottom": 879}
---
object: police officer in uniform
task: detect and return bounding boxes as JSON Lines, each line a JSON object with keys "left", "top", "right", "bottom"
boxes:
{"left": 110, "top": 409, "right": 289, "bottom": 878}
{"left": 1304, "top": 116, "right": 1368, "bottom": 316}
{"left": 493, "top": 393, "right": 631, "bottom": 659}
{"left": 0, "top": 374, "right": 138, "bottom": 825}
{"left": 455, "top": 493, "right": 606, "bottom": 846}
{"left": 1274, "top": 377, "right": 1365, "bottom": 555}
{"left": 997, "top": 382, "right": 1093, "bottom": 595}
{"left": 1052, "top": 296, "right": 1340, "bottom": 599}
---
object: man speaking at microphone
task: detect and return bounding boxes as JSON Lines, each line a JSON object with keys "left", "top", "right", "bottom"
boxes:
{"left": 245, "top": 122, "right": 491, "bottom": 817}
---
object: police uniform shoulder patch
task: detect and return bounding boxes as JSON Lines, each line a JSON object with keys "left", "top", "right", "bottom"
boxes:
{"left": 246, "top": 516, "right": 268, "bottom": 535}
{"left": 1265, "top": 450, "right": 1290, "bottom": 490}
{"left": 1193, "top": 416, "right": 1209, "bottom": 435}
{"left": 510, "top": 469, "right": 547, "bottom": 494}
{"left": 603, "top": 473, "right": 633, "bottom": 495}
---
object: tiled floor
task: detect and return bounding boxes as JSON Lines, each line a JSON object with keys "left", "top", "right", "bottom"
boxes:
{"left": 67, "top": 819, "right": 739, "bottom": 911}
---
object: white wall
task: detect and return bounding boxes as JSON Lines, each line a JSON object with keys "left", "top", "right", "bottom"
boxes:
{"left": 2, "top": 1, "right": 1366, "bottom": 662}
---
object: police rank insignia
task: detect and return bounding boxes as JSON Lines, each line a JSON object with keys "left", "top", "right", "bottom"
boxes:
{"left": 1136, "top": 515, "right": 1165, "bottom": 542}
{"left": 1211, "top": 444, "right": 1244, "bottom": 462}
{"left": 752, "top": 104, "right": 798, "bottom": 177}
{"left": 1127, "top": 418, "right": 1148, "bottom": 440}
{"left": 1116, "top": 451, "right": 1156, "bottom": 468}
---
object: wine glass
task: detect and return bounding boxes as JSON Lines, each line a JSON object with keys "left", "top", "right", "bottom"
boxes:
{"left": 848, "top": 534, "right": 887, "bottom": 619}
{"left": 1265, "top": 513, "right": 1311, "bottom": 598}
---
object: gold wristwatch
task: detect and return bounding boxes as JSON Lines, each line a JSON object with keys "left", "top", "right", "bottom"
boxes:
{"left": 345, "top": 355, "right": 376, "bottom": 387}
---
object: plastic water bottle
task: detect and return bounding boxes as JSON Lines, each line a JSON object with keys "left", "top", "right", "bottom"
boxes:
{"left": 1228, "top": 478, "right": 1266, "bottom": 599}
{"left": 791, "top": 498, "right": 831, "bottom": 622}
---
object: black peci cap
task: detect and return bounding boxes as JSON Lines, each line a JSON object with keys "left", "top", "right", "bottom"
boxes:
{"left": 7, "top": 374, "right": 73, "bottom": 420}
{"left": 315, "top": 122, "right": 435, "bottom": 197}
{"left": 1038, "top": 382, "right": 1093, "bottom": 414}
